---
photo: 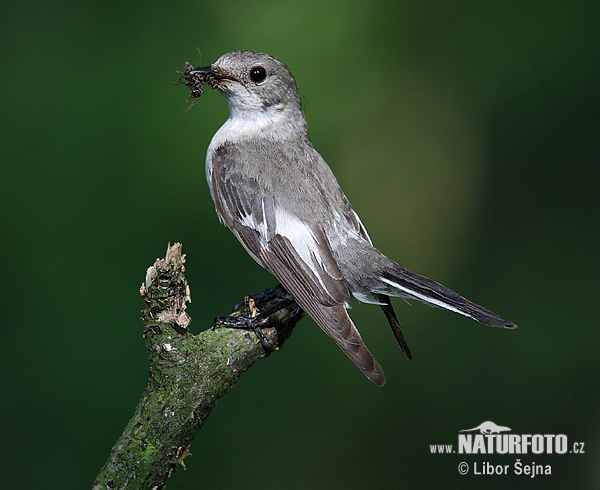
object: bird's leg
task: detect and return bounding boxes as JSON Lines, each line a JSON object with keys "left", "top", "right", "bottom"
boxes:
{"left": 215, "top": 285, "right": 301, "bottom": 355}
{"left": 232, "top": 284, "right": 288, "bottom": 309}
{"left": 249, "top": 284, "right": 302, "bottom": 318}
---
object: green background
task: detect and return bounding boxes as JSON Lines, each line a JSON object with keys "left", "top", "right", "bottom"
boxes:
{"left": 2, "top": 1, "right": 598, "bottom": 488}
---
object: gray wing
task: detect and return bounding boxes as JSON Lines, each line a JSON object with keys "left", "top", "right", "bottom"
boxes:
{"left": 211, "top": 144, "right": 385, "bottom": 385}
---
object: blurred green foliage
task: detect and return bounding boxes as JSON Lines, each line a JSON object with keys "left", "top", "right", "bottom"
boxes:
{"left": 1, "top": 1, "right": 598, "bottom": 488}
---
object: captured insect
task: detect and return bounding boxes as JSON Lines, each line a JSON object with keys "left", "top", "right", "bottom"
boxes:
{"left": 173, "top": 51, "right": 221, "bottom": 113}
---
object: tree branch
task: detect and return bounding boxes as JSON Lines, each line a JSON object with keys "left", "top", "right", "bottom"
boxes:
{"left": 93, "top": 243, "right": 301, "bottom": 489}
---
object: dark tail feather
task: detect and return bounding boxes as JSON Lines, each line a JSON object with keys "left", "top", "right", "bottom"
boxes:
{"left": 380, "top": 261, "right": 517, "bottom": 329}
{"left": 378, "top": 294, "right": 412, "bottom": 360}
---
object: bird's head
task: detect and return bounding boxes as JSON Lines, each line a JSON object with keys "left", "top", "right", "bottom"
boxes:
{"left": 189, "top": 50, "right": 303, "bottom": 120}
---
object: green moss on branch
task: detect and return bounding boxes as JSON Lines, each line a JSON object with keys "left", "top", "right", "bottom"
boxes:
{"left": 93, "top": 243, "right": 300, "bottom": 489}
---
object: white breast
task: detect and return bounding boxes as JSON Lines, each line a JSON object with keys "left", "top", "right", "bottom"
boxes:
{"left": 205, "top": 109, "right": 296, "bottom": 203}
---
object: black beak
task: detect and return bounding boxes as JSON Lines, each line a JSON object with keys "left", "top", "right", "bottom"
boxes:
{"left": 187, "top": 65, "right": 214, "bottom": 76}
{"left": 175, "top": 61, "right": 237, "bottom": 105}
{"left": 187, "top": 64, "right": 237, "bottom": 82}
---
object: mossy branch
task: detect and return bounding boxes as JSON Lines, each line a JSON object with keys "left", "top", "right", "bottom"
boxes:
{"left": 93, "top": 243, "right": 301, "bottom": 489}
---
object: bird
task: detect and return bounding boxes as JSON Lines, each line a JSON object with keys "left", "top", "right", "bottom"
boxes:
{"left": 182, "top": 50, "right": 516, "bottom": 386}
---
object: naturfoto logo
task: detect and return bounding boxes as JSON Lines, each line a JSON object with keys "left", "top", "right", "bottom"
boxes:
{"left": 429, "top": 420, "right": 585, "bottom": 478}
{"left": 457, "top": 421, "right": 567, "bottom": 454}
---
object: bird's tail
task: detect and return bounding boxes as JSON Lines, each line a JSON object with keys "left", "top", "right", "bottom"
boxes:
{"left": 373, "top": 255, "right": 517, "bottom": 329}
{"left": 377, "top": 294, "right": 412, "bottom": 360}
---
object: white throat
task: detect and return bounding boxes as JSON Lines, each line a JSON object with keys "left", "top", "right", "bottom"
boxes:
{"left": 205, "top": 91, "right": 307, "bottom": 204}
{"left": 210, "top": 109, "right": 287, "bottom": 148}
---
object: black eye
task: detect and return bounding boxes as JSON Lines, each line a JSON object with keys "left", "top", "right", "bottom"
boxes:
{"left": 250, "top": 66, "right": 267, "bottom": 83}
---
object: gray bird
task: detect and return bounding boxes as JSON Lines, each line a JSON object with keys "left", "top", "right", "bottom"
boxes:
{"left": 185, "top": 50, "right": 516, "bottom": 386}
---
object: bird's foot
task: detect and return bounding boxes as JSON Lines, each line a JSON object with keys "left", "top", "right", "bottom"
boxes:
{"left": 232, "top": 284, "right": 292, "bottom": 309}
{"left": 216, "top": 286, "right": 300, "bottom": 355}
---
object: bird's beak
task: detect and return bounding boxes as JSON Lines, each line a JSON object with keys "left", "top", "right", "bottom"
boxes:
{"left": 174, "top": 61, "right": 238, "bottom": 106}
{"left": 188, "top": 65, "right": 237, "bottom": 84}
{"left": 187, "top": 65, "right": 214, "bottom": 76}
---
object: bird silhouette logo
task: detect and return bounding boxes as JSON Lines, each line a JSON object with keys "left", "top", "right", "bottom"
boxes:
{"left": 459, "top": 421, "right": 512, "bottom": 434}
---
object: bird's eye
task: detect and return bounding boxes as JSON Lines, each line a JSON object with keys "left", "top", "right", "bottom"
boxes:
{"left": 249, "top": 66, "right": 267, "bottom": 83}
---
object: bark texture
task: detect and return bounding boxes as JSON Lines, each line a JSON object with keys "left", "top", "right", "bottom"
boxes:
{"left": 93, "top": 243, "right": 300, "bottom": 489}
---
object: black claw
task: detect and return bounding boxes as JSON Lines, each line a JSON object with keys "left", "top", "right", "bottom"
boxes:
{"left": 214, "top": 315, "right": 251, "bottom": 328}
{"left": 233, "top": 294, "right": 252, "bottom": 313}
{"left": 289, "top": 304, "right": 302, "bottom": 319}
{"left": 252, "top": 325, "right": 272, "bottom": 355}
{"left": 216, "top": 285, "right": 300, "bottom": 356}
{"left": 214, "top": 313, "right": 273, "bottom": 355}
